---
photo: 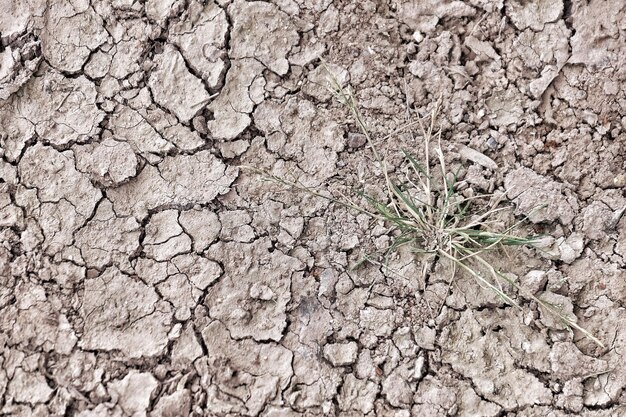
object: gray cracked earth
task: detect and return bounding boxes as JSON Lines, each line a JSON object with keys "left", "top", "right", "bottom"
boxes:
{"left": 1, "top": 0, "right": 626, "bottom": 416}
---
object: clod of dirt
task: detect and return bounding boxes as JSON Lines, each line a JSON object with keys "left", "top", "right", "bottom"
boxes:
{"left": 157, "top": 273, "right": 197, "bottom": 321}
{"left": 201, "top": 320, "right": 293, "bottom": 415}
{"left": 464, "top": 36, "right": 500, "bottom": 62}
{"left": 0, "top": 41, "right": 41, "bottom": 101}
{"left": 219, "top": 210, "right": 255, "bottom": 242}
{"left": 522, "top": 270, "right": 548, "bottom": 294}
{"left": 144, "top": 210, "right": 191, "bottom": 261}
{"left": 73, "top": 139, "right": 138, "bottom": 187}
{"left": 521, "top": 21, "right": 571, "bottom": 98}
{"left": 338, "top": 374, "right": 379, "bottom": 414}
{"left": 179, "top": 208, "right": 221, "bottom": 252}
{"left": 485, "top": 86, "right": 525, "bottom": 127}
{"left": 398, "top": 0, "right": 476, "bottom": 34}
{"left": 229, "top": 0, "right": 299, "bottom": 75}
{"left": 346, "top": 132, "right": 367, "bottom": 149}
{"left": 555, "top": 379, "right": 585, "bottom": 412}
{"left": 18, "top": 143, "right": 101, "bottom": 254}
{"left": 109, "top": 371, "right": 158, "bottom": 417}
{"left": 80, "top": 267, "right": 172, "bottom": 358}
{"left": 360, "top": 307, "right": 396, "bottom": 337}
{"left": 7, "top": 369, "right": 53, "bottom": 405}
{"left": 148, "top": 45, "right": 212, "bottom": 123}
{"left": 563, "top": 255, "right": 626, "bottom": 308}
{"left": 1, "top": 0, "right": 45, "bottom": 39}
{"left": 0, "top": 183, "right": 22, "bottom": 227}
{"left": 171, "top": 323, "right": 203, "bottom": 369}
{"left": 414, "top": 375, "right": 502, "bottom": 417}
{"left": 581, "top": 201, "right": 613, "bottom": 240}
{"left": 151, "top": 389, "right": 191, "bottom": 417}
{"left": 570, "top": 0, "right": 626, "bottom": 68}
{"left": 302, "top": 64, "right": 348, "bottom": 102}
{"left": 537, "top": 291, "right": 577, "bottom": 331}
{"left": 52, "top": 351, "right": 102, "bottom": 396}
{"left": 74, "top": 199, "right": 141, "bottom": 270}
{"left": 382, "top": 366, "right": 413, "bottom": 408}
{"left": 109, "top": 105, "right": 175, "bottom": 156}
{"left": 557, "top": 233, "right": 585, "bottom": 264}
{"left": 108, "top": 150, "right": 237, "bottom": 219}
{"left": 549, "top": 342, "right": 609, "bottom": 379}
{"left": 171, "top": 253, "right": 223, "bottom": 291}
{"left": 42, "top": 1, "right": 108, "bottom": 72}
{"left": 169, "top": 0, "right": 228, "bottom": 89}
{"left": 505, "top": 167, "right": 578, "bottom": 224}
{"left": 1, "top": 67, "right": 104, "bottom": 150}
{"left": 108, "top": 39, "right": 145, "bottom": 79}
{"left": 440, "top": 309, "right": 553, "bottom": 410}
{"left": 206, "top": 238, "right": 304, "bottom": 341}
{"left": 457, "top": 144, "right": 498, "bottom": 170}
{"left": 207, "top": 59, "right": 264, "bottom": 140}
{"left": 506, "top": 0, "right": 563, "bottom": 31}
{"left": 323, "top": 341, "right": 358, "bottom": 366}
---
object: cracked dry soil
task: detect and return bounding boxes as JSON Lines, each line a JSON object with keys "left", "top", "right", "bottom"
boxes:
{"left": 1, "top": 0, "right": 626, "bottom": 416}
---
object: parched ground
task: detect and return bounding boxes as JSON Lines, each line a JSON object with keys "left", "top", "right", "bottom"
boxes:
{"left": 1, "top": 0, "right": 626, "bottom": 416}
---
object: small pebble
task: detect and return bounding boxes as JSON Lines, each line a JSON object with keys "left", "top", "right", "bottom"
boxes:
{"left": 486, "top": 136, "right": 499, "bottom": 150}
{"left": 347, "top": 132, "right": 367, "bottom": 149}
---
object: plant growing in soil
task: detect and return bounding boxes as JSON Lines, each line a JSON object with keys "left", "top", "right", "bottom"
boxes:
{"left": 251, "top": 69, "right": 604, "bottom": 348}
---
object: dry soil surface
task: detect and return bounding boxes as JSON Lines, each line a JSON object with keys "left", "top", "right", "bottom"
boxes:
{"left": 1, "top": 0, "right": 626, "bottom": 416}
